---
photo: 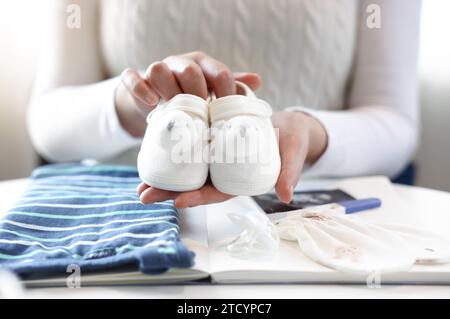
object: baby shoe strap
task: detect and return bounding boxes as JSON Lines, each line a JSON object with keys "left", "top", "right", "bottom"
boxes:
{"left": 208, "top": 81, "right": 256, "bottom": 100}
{"left": 147, "top": 94, "right": 209, "bottom": 123}
{"left": 209, "top": 80, "right": 271, "bottom": 122}
{"left": 209, "top": 95, "right": 272, "bottom": 123}
{"left": 235, "top": 80, "right": 256, "bottom": 98}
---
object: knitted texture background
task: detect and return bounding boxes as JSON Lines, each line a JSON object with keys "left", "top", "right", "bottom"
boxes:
{"left": 100, "top": 0, "right": 358, "bottom": 110}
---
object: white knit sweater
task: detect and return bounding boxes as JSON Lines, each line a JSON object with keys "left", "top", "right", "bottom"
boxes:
{"left": 28, "top": 0, "right": 421, "bottom": 178}
{"left": 100, "top": 0, "right": 357, "bottom": 111}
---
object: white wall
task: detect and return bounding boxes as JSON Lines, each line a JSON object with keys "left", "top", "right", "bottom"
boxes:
{"left": 0, "top": 0, "right": 41, "bottom": 180}
{"left": 416, "top": 1, "right": 450, "bottom": 191}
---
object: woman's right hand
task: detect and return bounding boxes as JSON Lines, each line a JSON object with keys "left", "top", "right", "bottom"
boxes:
{"left": 115, "top": 51, "right": 261, "bottom": 137}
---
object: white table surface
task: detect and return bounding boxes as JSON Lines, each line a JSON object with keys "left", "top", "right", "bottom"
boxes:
{"left": 1, "top": 178, "right": 450, "bottom": 299}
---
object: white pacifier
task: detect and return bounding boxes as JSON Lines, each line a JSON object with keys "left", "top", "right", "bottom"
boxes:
{"left": 227, "top": 210, "right": 279, "bottom": 259}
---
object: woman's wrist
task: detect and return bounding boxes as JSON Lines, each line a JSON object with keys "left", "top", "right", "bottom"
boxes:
{"left": 114, "top": 83, "right": 147, "bottom": 138}
{"left": 302, "top": 112, "right": 328, "bottom": 165}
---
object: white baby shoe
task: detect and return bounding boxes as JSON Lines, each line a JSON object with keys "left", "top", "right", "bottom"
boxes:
{"left": 137, "top": 94, "right": 209, "bottom": 191}
{"left": 209, "top": 82, "right": 281, "bottom": 196}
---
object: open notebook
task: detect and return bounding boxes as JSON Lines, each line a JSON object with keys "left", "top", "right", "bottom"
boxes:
{"left": 24, "top": 176, "right": 450, "bottom": 287}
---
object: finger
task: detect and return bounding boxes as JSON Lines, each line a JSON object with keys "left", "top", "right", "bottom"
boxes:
{"left": 234, "top": 72, "right": 262, "bottom": 91}
{"left": 190, "top": 52, "right": 236, "bottom": 97}
{"left": 146, "top": 62, "right": 182, "bottom": 101}
{"left": 275, "top": 133, "right": 309, "bottom": 204}
{"left": 174, "top": 185, "right": 233, "bottom": 209}
{"left": 136, "top": 182, "right": 150, "bottom": 196}
{"left": 163, "top": 56, "right": 208, "bottom": 99}
{"left": 139, "top": 187, "right": 179, "bottom": 204}
{"left": 121, "top": 68, "right": 159, "bottom": 107}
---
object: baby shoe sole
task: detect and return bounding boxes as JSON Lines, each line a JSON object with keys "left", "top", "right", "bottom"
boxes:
{"left": 140, "top": 174, "right": 207, "bottom": 192}
{"left": 211, "top": 177, "right": 278, "bottom": 196}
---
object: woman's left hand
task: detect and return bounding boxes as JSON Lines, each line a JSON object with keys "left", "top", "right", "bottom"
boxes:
{"left": 137, "top": 111, "right": 328, "bottom": 208}
{"left": 270, "top": 111, "right": 327, "bottom": 203}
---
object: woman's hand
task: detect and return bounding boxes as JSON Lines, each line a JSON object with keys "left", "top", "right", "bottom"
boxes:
{"left": 271, "top": 111, "right": 328, "bottom": 203}
{"left": 137, "top": 180, "right": 234, "bottom": 209}
{"left": 138, "top": 111, "right": 328, "bottom": 208}
{"left": 115, "top": 51, "right": 261, "bottom": 137}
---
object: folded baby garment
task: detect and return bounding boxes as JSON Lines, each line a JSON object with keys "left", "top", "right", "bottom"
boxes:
{"left": 0, "top": 164, "right": 194, "bottom": 277}
{"left": 276, "top": 211, "right": 417, "bottom": 275}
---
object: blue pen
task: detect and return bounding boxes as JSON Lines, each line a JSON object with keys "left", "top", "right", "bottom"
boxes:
{"left": 337, "top": 198, "right": 382, "bottom": 214}
{"left": 266, "top": 197, "right": 382, "bottom": 221}
{"left": 299, "top": 197, "right": 382, "bottom": 215}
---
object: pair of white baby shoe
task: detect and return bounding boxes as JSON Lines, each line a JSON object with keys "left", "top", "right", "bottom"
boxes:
{"left": 137, "top": 82, "right": 281, "bottom": 196}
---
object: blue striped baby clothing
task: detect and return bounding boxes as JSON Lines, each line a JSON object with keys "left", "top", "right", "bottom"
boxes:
{"left": 0, "top": 163, "right": 194, "bottom": 277}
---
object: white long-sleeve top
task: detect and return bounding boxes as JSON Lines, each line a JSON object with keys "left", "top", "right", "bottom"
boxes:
{"left": 28, "top": 0, "right": 421, "bottom": 178}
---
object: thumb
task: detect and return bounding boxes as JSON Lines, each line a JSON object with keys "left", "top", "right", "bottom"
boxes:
{"left": 234, "top": 72, "right": 261, "bottom": 91}
{"left": 275, "top": 136, "right": 308, "bottom": 203}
